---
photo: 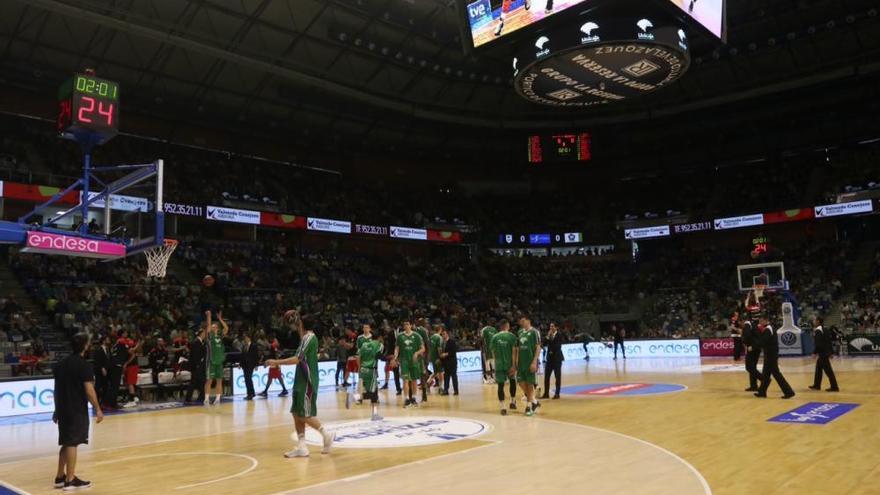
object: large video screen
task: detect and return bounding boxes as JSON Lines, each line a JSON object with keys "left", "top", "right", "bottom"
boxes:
{"left": 466, "top": 0, "right": 724, "bottom": 48}
{"left": 667, "top": 0, "right": 724, "bottom": 39}
{"left": 466, "top": 0, "right": 590, "bottom": 48}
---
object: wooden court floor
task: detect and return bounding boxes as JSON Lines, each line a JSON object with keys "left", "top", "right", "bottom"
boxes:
{"left": 1, "top": 356, "right": 879, "bottom": 495}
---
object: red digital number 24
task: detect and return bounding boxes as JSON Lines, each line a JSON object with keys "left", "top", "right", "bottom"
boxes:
{"left": 78, "top": 96, "right": 114, "bottom": 126}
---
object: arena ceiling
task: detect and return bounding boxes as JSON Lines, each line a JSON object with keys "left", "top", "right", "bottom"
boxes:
{"left": 1, "top": 0, "right": 879, "bottom": 160}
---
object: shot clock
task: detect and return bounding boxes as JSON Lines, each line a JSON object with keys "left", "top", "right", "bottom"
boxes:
{"left": 57, "top": 73, "right": 120, "bottom": 145}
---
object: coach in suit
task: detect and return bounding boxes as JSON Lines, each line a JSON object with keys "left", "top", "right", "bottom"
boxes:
{"left": 542, "top": 323, "right": 564, "bottom": 399}
{"left": 809, "top": 317, "right": 839, "bottom": 392}
{"left": 185, "top": 328, "right": 207, "bottom": 403}
{"left": 755, "top": 317, "right": 795, "bottom": 399}
{"left": 93, "top": 335, "right": 111, "bottom": 404}
{"left": 440, "top": 328, "right": 459, "bottom": 395}
{"left": 612, "top": 325, "right": 626, "bottom": 360}
{"left": 742, "top": 321, "right": 761, "bottom": 391}
{"left": 240, "top": 333, "right": 261, "bottom": 400}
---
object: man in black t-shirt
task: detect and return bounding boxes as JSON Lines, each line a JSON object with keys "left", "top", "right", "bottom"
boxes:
{"left": 53, "top": 333, "right": 103, "bottom": 491}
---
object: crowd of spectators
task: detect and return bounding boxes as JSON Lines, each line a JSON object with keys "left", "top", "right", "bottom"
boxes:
{"left": 840, "top": 248, "right": 880, "bottom": 334}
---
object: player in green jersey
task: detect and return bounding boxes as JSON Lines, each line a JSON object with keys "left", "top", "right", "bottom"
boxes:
{"left": 490, "top": 319, "right": 519, "bottom": 415}
{"left": 267, "top": 310, "right": 334, "bottom": 458}
{"left": 357, "top": 332, "right": 384, "bottom": 421}
{"left": 481, "top": 322, "right": 498, "bottom": 384}
{"left": 414, "top": 318, "right": 431, "bottom": 402}
{"left": 204, "top": 310, "right": 228, "bottom": 406}
{"left": 349, "top": 324, "right": 373, "bottom": 408}
{"left": 428, "top": 325, "right": 445, "bottom": 391}
{"left": 394, "top": 321, "right": 425, "bottom": 408}
{"left": 516, "top": 316, "right": 542, "bottom": 416}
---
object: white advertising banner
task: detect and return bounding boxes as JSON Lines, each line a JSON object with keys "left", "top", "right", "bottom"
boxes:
{"left": 307, "top": 217, "right": 352, "bottom": 234}
{"left": 814, "top": 200, "right": 873, "bottom": 218}
{"left": 390, "top": 226, "right": 428, "bottom": 241}
{"left": 206, "top": 205, "right": 261, "bottom": 224}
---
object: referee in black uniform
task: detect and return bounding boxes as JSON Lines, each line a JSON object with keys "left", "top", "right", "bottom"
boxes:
{"left": 742, "top": 321, "right": 761, "bottom": 391}
{"left": 809, "top": 317, "right": 839, "bottom": 392}
{"left": 53, "top": 333, "right": 103, "bottom": 490}
{"left": 754, "top": 317, "right": 795, "bottom": 399}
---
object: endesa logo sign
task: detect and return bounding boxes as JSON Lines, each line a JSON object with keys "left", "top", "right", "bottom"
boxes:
{"left": 0, "top": 378, "right": 56, "bottom": 417}
{"left": 624, "top": 225, "right": 670, "bottom": 240}
{"left": 814, "top": 200, "right": 874, "bottom": 218}
{"left": 307, "top": 217, "right": 352, "bottom": 234}
{"left": 23, "top": 231, "right": 126, "bottom": 259}
{"left": 561, "top": 340, "right": 700, "bottom": 359}
{"left": 206, "top": 205, "right": 260, "bottom": 225}
{"left": 700, "top": 338, "right": 734, "bottom": 357}
{"left": 713, "top": 214, "right": 764, "bottom": 230}
{"left": 390, "top": 226, "right": 428, "bottom": 241}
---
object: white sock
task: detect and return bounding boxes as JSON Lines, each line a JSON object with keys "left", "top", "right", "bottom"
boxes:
{"left": 499, "top": 401, "right": 505, "bottom": 409}
{"left": 372, "top": 404, "right": 378, "bottom": 415}
{"left": 297, "top": 436, "right": 306, "bottom": 450}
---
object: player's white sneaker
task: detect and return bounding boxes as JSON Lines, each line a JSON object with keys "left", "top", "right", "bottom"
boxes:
{"left": 122, "top": 401, "right": 137, "bottom": 409}
{"left": 371, "top": 413, "right": 384, "bottom": 421}
{"left": 321, "top": 430, "right": 336, "bottom": 454}
{"left": 284, "top": 448, "right": 309, "bottom": 458}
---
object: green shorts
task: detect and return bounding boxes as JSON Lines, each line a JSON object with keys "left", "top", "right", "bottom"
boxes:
{"left": 516, "top": 365, "right": 537, "bottom": 385}
{"left": 495, "top": 369, "right": 516, "bottom": 384}
{"left": 400, "top": 358, "right": 420, "bottom": 381}
{"left": 208, "top": 361, "right": 224, "bottom": 380}
{"left": 290, "top": 384, "right": 317, "bottom": 418}
{"left": 430, "top": 359, "right": 443, "bottom": 373}
{"left": 360, "top": 369, "right": 378, "bottom": 393}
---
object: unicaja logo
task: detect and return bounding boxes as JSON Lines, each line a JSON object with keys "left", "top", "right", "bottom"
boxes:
{"left": 580, "top": 22, "right": 600, "bottom": 44}
{"left": 534, "top": 36, "right": 551, "bottom": 57}
{"left": 637, "top": 19, "right": 655, "bottom": 40}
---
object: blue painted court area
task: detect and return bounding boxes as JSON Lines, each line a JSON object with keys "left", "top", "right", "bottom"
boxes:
{"left": 561, "top": 382, "right": 687, "bottom": 397}
{"left": 0, "top": 483, "right": 25, "bottom": 495}
{"left": 768, "top": 402, "right": 860, "bottom": 425}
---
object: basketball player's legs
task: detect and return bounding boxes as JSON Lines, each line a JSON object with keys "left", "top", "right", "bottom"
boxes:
{"left": 517, "top": 368, "right": 537, "bottom": 415}
{"left": 495, "top": 370, "right": 516, "bottom": 414}
{"left": 286, "top": 386, "right": 334, "bottom": 457}
{"left": 362, "top": 368, "right": 382, "bottom": 420}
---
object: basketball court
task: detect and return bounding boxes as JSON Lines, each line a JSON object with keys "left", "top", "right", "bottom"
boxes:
{"left": 2, "top": 357, "right": 879, "bottom": 495}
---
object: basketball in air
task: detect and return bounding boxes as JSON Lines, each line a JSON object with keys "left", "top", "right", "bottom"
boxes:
{"left": 203, "top": 274, "right": 215, "bottom": 287}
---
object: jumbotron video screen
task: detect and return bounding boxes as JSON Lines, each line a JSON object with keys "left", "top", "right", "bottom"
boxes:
{"left": 466, "top": 0, "right": 725, "bottom": 47}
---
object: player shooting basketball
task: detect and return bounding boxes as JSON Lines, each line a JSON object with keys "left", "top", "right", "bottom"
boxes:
{"left": 204, "top": 310, "right": 228, "bottom": 406}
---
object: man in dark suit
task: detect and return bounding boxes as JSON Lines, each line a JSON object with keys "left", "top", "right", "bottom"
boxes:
{"left": 240, "top": 333, "right": 261, "bottom": 400}
{"left": 103, "top": 334, "right": 128, "bottom": 409}
{"left": 755, "top": 317, "right": 795, "bottom": 399}
{"left": 742, "top": 321, "right": 761, "bottom": 391}
{"left": 439, "top": 327, "right": 459, "bottom": 395}
{"left": 93, "top": 335, "right": 111, "bottom": 405}
{"left": 809, "top": 317, "right": 839, "bottom": 392}
{"left": 185, "top": 327, "right": 207, "bottom": 403}
{"left": 542, "top": 322, "right": 564, "bottom": 399}
{"left": 612, "top": 325, "right": 626, "bottom": 360}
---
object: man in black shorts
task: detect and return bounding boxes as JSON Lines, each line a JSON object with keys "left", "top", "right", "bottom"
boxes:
{"left": 53, "top": 333, "right": 104, "bottom": 491}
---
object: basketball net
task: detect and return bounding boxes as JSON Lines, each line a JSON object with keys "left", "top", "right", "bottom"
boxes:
{"left": 753, "top": 284, "right": 766, "bottom": 302}
{"left": 144, "top": 239, "right": 178, "bottom": 278}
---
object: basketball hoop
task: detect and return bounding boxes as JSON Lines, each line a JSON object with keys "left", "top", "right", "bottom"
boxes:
{"left": 753, "top": 284, "right": 767, "bottom": 301}
{"left": 144, "top": 239, "right": 177, "bottom": 278}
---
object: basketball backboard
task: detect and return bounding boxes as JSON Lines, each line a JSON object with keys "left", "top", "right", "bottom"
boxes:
{"left": 737, "top": 262, "right": 786, "bottom": 292}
